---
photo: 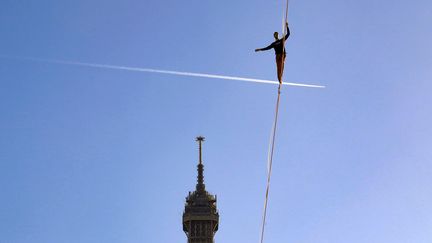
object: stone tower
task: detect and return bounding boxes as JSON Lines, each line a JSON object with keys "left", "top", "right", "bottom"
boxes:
{"left": 183, "top": 136, "right": 219, "bottom": 243}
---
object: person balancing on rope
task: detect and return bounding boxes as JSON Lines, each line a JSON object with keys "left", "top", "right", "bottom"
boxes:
{"left": 255, "top": 22, "right": 290, "bottom": 84}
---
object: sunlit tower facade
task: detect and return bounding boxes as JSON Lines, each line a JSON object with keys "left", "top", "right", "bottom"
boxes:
{"left": 183, "top": 136, "right": 219, "bottom": 243}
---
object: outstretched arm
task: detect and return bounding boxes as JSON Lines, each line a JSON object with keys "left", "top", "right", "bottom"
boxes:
{"left": 255, "top": 43, "right": 274, "bottom": 52}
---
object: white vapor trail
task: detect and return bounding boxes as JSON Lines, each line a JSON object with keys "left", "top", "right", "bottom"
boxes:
{"left": 1, "top": 56, "right": 325, "bottom": 88}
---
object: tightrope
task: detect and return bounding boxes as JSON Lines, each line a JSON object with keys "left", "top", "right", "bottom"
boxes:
{"left": 259, "top": 0, "right": 289, "bottom": 242}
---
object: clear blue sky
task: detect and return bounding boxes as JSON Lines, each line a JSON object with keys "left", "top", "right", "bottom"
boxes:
{"left": 1, "top": 0, "right": 431, "bottom": 242}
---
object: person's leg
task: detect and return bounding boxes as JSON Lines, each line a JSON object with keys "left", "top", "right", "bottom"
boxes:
{"left": 281, "top": 53, "right": 286, "bottom": 81}
{"left": 276, "top": 54, "right": 283, "bottom": 83}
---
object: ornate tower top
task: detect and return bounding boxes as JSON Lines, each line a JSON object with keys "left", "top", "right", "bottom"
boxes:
{"left": 196, "top": 136, "right": 205, "bottom": 193}
{"left": 183, "top": 136, "right": 219, "bottom": 243}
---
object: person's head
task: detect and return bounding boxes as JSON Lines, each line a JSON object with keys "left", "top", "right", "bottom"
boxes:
{"left": 273, "top": 32, "right": 279, "bottom": 40}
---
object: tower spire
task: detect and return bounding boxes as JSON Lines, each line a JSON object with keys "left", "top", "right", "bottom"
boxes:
{"left": 183, "top": 136, "right": 219, "bottom": 242}
{"left": 196, "top": 136, "right": 205, "bottom": 193}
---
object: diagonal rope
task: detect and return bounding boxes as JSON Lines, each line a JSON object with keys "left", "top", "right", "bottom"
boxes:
{"left": 260, "top": 84, "right": 282, "bottom": 243}
{"left": 260, "top": 1, "right": 289, "bottom": 243}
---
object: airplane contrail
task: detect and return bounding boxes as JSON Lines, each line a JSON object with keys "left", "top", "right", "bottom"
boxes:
{"left": 0, "top": 55, "right": 325, "bottom": 88}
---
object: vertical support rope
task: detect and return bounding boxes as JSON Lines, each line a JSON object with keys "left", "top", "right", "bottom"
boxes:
{"left": 259, "top": 1, "right": 289, "bottom": 243}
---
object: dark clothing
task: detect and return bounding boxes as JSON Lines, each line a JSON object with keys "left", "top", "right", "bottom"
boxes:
{"left": 276, "top": 53, "right": 286, "bottom": 83}
{"left": 256, "top": 25, "right": 290, "bottom": 83}
{"left": 259, "top": 26, "right": 290, "bottom": 54}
